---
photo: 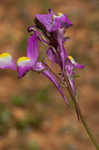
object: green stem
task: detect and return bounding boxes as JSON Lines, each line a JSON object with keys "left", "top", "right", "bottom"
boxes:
{"left": 78, "top": 105, "right": 99, "bottom": 150}
{"left": 64, "top": 74, "right": 99, "bottom": 150}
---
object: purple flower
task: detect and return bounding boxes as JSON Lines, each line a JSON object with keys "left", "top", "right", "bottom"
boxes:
{"left": 0, "top": 31, "right": 68, "bottom": 105}
{"left": 34, "top": 9, "right": 72, "bottom": 74}
{"left": 46, "top": 46, "right": 84, "bottom": 96}
{"left": 65, "top": 56, "right": 84, "bottom": 96}
{"left": 46, "top": 47, "right": 60, "bottom": 64}
{"left": 35, "top": 9, "right": 72, "bottom": 32}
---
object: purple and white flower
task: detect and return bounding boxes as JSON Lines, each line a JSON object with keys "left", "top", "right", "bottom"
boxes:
{"left": 0, "top": 31, "right": 68, "bottom": 105}
{"left": 65, "top": 56, "right": 84, "bottom": 96}
{"left": 34, "top": 9, "right": 72, "bottom": 74}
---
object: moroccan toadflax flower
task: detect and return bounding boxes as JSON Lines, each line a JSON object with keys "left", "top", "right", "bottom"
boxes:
{"left": 0, "top": 9, "right": 84, "bottom": 106}
{"left": 0, "top": 31, "right": 68, "bottom": 105}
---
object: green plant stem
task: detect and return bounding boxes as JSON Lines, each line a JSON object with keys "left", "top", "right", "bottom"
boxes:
{"left": 64, "top": 74, "right": 99, "bottom": 150}
{"left": 78, "top": 105, "right": 99, "bottom": 150}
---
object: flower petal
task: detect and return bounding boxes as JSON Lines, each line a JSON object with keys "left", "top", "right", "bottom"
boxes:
{"left": 27, "top": 26, "right": 49, "bottom": 45}
{"left": 27, "top": 32, "right": 38, "bottom": 64}
{"left": 17, "top": 57, "right": 32, "bottom": 78}
{"left": 57, "top": 29, "right": 68, "bottom": 74}
{"left": 0, "top": 53, "right": 16, "bottom": 70}
{"left": 35, "top": 12, "right": 53, "bottom": 32}
{"left": 27, "top": 26, "right": 35, "bottom": 32}
{"left": 76, "top": 64, "right": 84, "bottom": 69}
{"left": 32, "top": 62, "right": 45, "bottom": 71}
{"left": 35, "top": 10, "right": 72, "bottom": 32}
{"left": 42, "top": 69, "right": 69, "bottom": 105}
{"left": 68, "top": 56, "right": 84, "bottom": 69}
{"left": 65, "top": 56, "right": 84, "bottom": 96}
{"left": 51, "top": 13, "right": 72, "bottom": 31}
{"left": 46, "top": 47, "right": 60, "bottom": 64}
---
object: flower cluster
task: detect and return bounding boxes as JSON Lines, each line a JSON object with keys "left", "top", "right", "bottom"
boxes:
{"left": 0, "top": 9, "right": 84, "bottom": 105}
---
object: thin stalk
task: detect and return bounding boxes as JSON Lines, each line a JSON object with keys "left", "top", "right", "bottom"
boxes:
{"left": 64, "top": 74, "right": 99, "bottom": 150}
{"left": 78, "top": 105, "right": 99, "bottom": 150}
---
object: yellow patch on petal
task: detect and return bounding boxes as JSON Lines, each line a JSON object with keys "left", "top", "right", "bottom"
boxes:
{"left": 17, "top": 57, "right": 30, "bottom": 63}
{"left": 52, "top": 12, "right": 63, "bottom": 21}
{"left": 0, "top": 53, "right": 11, "bottom": 58}
{"left": 68, "top": 56, "right": 73, "bottom": 61}
{"left": 57, "top": 12, "right": 63, "bottom": 16}
{"left": 68, "top": 56, "right": 76, "bottom": 64}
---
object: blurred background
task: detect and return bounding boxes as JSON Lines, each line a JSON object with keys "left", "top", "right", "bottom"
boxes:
{"left": 0, "top": 0, "right": 99, "bottom": 150}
